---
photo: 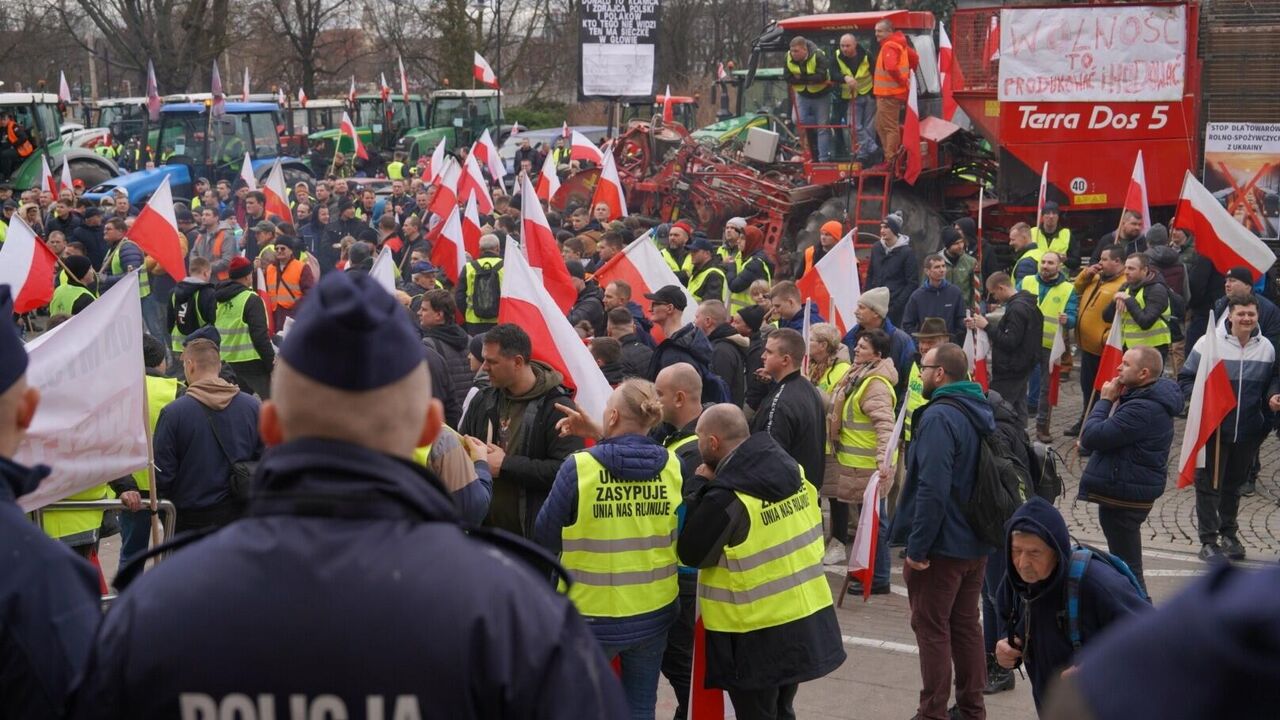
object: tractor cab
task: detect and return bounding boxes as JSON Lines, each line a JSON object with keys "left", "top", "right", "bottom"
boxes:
{"left": 396, "top": 89, "right": 505, "bottom": 165}
{"left": 620, "top": 94, "right": 699, "bottom": 130}
{"left": 308, "top": 94, "right": 427, "bottom": 169}
{"left": 0, "top": 93, "right": 120, "bottom": 191}
{"left": 90, "top": 98, "right": 151, "bottom": 161}
{"left": 694, "top": 68, "right": 790, "bottom": 148}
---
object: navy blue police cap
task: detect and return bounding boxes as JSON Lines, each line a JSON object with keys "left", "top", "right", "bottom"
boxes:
{"left": 279, "top": 271, "right": 425, "bottom": 390}
{"left": 0, "top": 286, "right": 27, "bottom": 394}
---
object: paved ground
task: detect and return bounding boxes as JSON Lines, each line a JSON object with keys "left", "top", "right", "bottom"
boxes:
{"left": 93, "top": 370, "right": 1279, "bottom": 719}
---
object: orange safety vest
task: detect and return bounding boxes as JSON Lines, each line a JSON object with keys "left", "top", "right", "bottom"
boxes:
{"left": 873, "top": 36, "right": 911, "bottom": 100}
{"left": 266, "top": 259, "right": 305, "bottom": 309}
{"left": 212, "top": 229, "right": 227, "bottom": 258}
{"left": 5, "top": 120, "right": 34, "bottom": 158}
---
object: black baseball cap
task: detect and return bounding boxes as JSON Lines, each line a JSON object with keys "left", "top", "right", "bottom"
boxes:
{"left": 644, "top": 285, "right": 687, "bottom": 311}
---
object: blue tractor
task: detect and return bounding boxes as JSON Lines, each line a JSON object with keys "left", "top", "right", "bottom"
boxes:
{"left": 83, "top": 101, "right": 313, "bottom": 205}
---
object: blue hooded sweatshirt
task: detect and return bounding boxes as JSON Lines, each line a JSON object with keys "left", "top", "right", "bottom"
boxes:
{"left": 534, "top": 434, "right": 680, "bottom": 646}
{"left": 996, "top": 497, "right": 1150, "bottom": 711}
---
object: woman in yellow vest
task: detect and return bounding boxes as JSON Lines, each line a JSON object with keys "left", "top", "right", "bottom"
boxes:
{"left": 807, "top": 322, "right": 852, "bottom": 397}
{"left": 534, "top": 379, "right": 682, "bottom": 719}
{"left": 824, "top": 328, "right": 899, "bottom": 589}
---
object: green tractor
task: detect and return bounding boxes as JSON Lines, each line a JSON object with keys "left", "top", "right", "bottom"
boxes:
{"left": 307, "top": 94, "right": 428, "bottom": 169}
{"left": 396, "top": 89, "right": 517, "bottom": 165}
{"left": 691, "top": 68, "right": 793, "bottom": 148}
{"left": 1, "top": 92, "right": 121, "bottom": 191}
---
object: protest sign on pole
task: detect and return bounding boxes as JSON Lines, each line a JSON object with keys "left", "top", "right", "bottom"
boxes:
{"left": 579, "top": 0, "right": 660, "bottom": 100}
{"left": 1203, "top": 123, "right": 1280, "bottom": 239}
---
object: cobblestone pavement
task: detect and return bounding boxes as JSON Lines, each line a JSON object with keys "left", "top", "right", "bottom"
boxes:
{"left": 93, "top": 371, "right": 1278, "bottom": 718}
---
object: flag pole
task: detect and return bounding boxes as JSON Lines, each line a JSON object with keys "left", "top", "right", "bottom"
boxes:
{"left": 1212, "top": 431, "right": 1221, "bottom": 490}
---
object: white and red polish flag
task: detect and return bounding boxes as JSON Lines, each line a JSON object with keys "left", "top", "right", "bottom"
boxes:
{"left": 983, "top": 14, "right": 1001, "bottom": 71}
{"left": 1048, "top": 322, "right": 1066, "bottom": 406}
{"left": 242, "top": 66, "right": 250, "bottom": 101}
{"left": 38, "top": 155, "right": 56, "bottom": 196}
{"left": 1092, "top": 317, "right": 1125, "bottom": 392}
{"left": 1036, "top": 161, "right": 1049, "bottom": 227}
{"left": 459, "top": 151, "right": 494, "bottom": 215}
{"left": 519, "top": 173, "right": 577, "bottom": 314}
{"left": 589, "top": 145, "right": 627, "bottom": 222}
{"left": 262, "top": 159, "right": 293, "bottom": 225}
{"left": 146, "top": 60, "right": 162, "bottom": 121}
{"left": 125, "top": 175, "right": 187, "bottom": 282}
{"left": 661, "top": 84, "right": 674, "bottom": 123}
{"left": 795, "top": 228, "right": 861, "bottom": 335}
{"left": 591, "top": 229, "right": 698, "bottom": 336}
{"left": 499, "top": 238, "right": 612, "bottom": 420}
{"left": 346, "top": 75, "right": 357, "bottom": 106}
{"left": 848, "top": 399, "right": 906, "bottom": 600}
{"left": 570, "top": 130, "right": 604, "bottom": 164}
{"left": 211, "top": 61, "right": 226, "bottom": 117}
{"left": 964, "top": 317, "right": 991, "bottom": 392}
{"left": 462, "top": 191, "right": 482, "bottom": 259}
{"left": 1124, "top": 150, "right": 1151, "bottom": 232}
{"left": 238, "top": 151, "right": 258, "bottom": 191}
{"left": 425, "top": 137, "right": 447, "bottom": 183}
{"left": 903, "top": 72, "right": 922, "bottom": 185}
{"left": 474, "top": 52, "right": 499, "bottom": 89}
{"left": 0, "top": 216, "right": 58, "bottom": 312}
{"left": 535, "top": 153, "right": 561, "bottom": 200}
{"left": 1173, "top": 170, "right": 1274, "bottom": 280}
{"left": 59, "top": 156, "right": 73, "bottom": 195}
{"left": 427, "top": 158, "right": 461, "bottom": 219}
{"left": 379, "top": 73, "right": 391, "bottom": 103}
{"left": 716, "top": 62, "right": 727, "bottom": 81}
{"left": 939, "top": 24, "right": 964, "bottom": 122}
{"left": 340, "top": 111, "right": 368, "bottom": 161}
{"left": 398, "top": 54, "right": 410, "bottom": 102}
{"left": 688, "top": 597, "right": 726, "bottom": 719}
{"left": 473, "top": 128, "right": 507, "bottom": 180}
{"left": 370, "top": 246, "right": 396, "bottom": 297}
{"left": 58, "top": 71, "right": 72, "bottom": 104}
{"left": 1176, "top": 310, "right": 1236, "bottom": 488}
{"left": 430, "top": 204, "right": 469, "bottom": 285}
{"left": 297, "top": 87, "right": 308, "bottom": 107}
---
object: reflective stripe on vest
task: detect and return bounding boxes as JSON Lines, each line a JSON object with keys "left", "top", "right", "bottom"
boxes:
{"left": 1120, "top": 287, "right": 1172, "bottom": 347}
{"left": 463, "top": 256, "right": 504, "bottom": 325}
{"left": 131, "top": 376, "right": 181, "bottom": 491}
{"left": 267, "top": 259, "right": 305, "bottom": 309}
{"left": 1019, "top": 275, "right": 1075, "bottom": 349}
{"left": 108, "top": 240, "right": 151, "bottom": 298}
{"left": 688, "top": 265, "right": 727, "bottom": 303}
{"left": 697, "top": 475, "right": 832, "bottom": 632}
{"left": 41, "top": 484, "right": 112, "bottom": 544}
{"left": 558, "top": 450, "right": 682, "bottom": 618}
{"left": 835, "top": 374, "right": 897, "bottom": 469}
{"left": 215, "top": 290, "right": 262, "bottom": 362}
{"left": 904, "top": 362, "right": 926, "bottom": 442}
{"left": 834, "top": 53, "right": 873, "bottom": 100}
{"left": 785, "top": 51, "right": 827, "bottom": 94}
{"left": 1031, "top": 227, "right": 1072, "bottom": 259}
{"left": 49, "top": 284, "right": 94, "bottom": 317}
{"left": 729, "top": 254, "right": 772, "bottom": 314}
{"left": 873, "top": 39, "right": 910, "bottom": 99}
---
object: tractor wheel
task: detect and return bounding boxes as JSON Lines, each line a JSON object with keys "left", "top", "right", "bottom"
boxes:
{"left": 66, "top": 158, "right": 114, "bottom": 191}
{"left": 888, "top": 184, "right": 946, "bottom": 259}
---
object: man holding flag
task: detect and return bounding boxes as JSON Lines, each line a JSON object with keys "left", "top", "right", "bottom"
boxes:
{"left": 1177, "top": 297, "right": 1278, "bottom": 562}
{"left": 1078, "top": 347, "right": 1181, "bottom": 592}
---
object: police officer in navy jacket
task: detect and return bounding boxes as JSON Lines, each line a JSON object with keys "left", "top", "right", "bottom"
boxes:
{"left": 69, "top": 272, "right": 627, "bottom": 719}
{"left": 0, "top": 286, "right": 101, "bottom": 720}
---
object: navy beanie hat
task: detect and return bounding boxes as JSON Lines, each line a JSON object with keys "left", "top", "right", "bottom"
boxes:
{"left": 279, "top": 272, "right": 425, "bottom": 390}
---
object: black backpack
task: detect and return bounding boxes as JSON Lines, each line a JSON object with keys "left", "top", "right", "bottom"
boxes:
{"left": 469, "top": 259, "right": 503, "bottom": 319}
{"left": 173, "top": 286, "right": 210, "bottom": 337}
{"left": 934, "top": 398, "right": 1029, "bottom": 547}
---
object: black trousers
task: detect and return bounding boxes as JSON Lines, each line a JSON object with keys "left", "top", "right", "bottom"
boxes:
{"left": 1078, "top": 351, "right": 1101, "bottom": 422}
{"left": 175, "top": 500, "right": 243, "bottom": 535}
{"left": 1195, "top": 433, "right": 1264, "bottom": 545}
{"left": 661, "top": 577, "right": 697, "bottom": 719}
{"left": 830, "top": 500, "right": 850, "bottom": 545}
{"left": 727, "top": 683, "right": 798, "bottom": 720}
{"left": 1096, "top": 505, "right": 1151, "bottom": 594}
{"left": 990, "top": 372, "right": 1030, "bottom": 426}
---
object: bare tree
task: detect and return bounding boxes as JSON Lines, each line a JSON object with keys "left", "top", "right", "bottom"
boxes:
{"left": 243, "top": 0, "right": 371, "bottom": 96}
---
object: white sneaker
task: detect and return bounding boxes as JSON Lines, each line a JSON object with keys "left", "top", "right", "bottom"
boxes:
{"left": 823, "top": 539, "right": 847, "bottom": 565}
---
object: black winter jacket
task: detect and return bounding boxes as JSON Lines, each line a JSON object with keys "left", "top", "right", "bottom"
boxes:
{"left": 990, "top": 290, "right": 1043, "bottom": 379}
{"left": 749, "top": 371, "right": 827, "bottom": 490}
{"left": 422, "top": 324, "right": 474, "bottom": 422}
{"left": 867, "top": 239, "right": 918, "bottom": 325}
{"left": 707, "top": 324, "right": 748, "bottom": 407}
{"left": 568, "top": 283, "right": 606, "bottom": 337}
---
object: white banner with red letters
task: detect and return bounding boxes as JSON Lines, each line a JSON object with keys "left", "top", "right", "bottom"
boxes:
{"left": 997, "top": 4, "right": 1186, "bottom": 102}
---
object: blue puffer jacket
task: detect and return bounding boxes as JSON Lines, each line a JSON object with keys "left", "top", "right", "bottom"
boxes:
{"left": 892, "top": 381, "right": 995, "bottom": 561}
{"left": 1177, "top": 325, "right": 1279, "bottom": 444}
{"left": 534, "top": 434, "right": 680, "bottom": 646}
{"left": 1078, "top": 377, "right": 1183, "bottom": 505}
{"left": 779, "top": 302, "right": 824, "bottom": 332}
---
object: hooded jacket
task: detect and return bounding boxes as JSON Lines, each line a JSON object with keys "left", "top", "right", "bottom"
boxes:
{"left": 1079, "top": 377, "right": 1183, "bottom": 506}
{"left": 779, "top": 302, "right": 824, "bottom": 332}
{"left": 568, "top": 282, "right": 606, "bottom": 337}
{"left": 1212, "top": 292, "right": 1280, "bottom": 354}
{"left": 1178, "top": 325, "right": 1280, "bottom": 443}
{"left": 618, "top": 332, "right": 655, "bottom": 380}
{"left": 892, "top": 381, "right": 995, "bottom": 560}
{"left": 707, "top": 323, "right": 748, "bottom": 407}
{"left": 989, "top": 290, "right": 1043, "bottom": 378}
{"left": 153, "top": 378, "right": 264, "bottom": 511}
{"left": 649, "top": 323, "right": 727, "bottom": 403}
{"left": 457, "top": 361, "right": 585, "bottom": 537}
{"left": 677, "top": 433, "right": 846, "bottom": 689}
{"left": 902, "top": 278, "right": 967, "bottom": 344}
{"left": 534, "top": 434, "right": 680, "bottom": 645}
{"left": 1145, "top": 229, "right": 1187, "bottom": 305}
{"left": 750, "top": 370, "right": 828, "bottom": 490}
{"left": 1, "top": 457, "right": 100, "bottom": 720}
{"left": 1102, "top": 270, "right": 1171, "bottom": 335}
{"left": 996, "top": 498, "right": 1150, "bottom": 710}
{"left": 421, "top": 323, "right": 474, "bottom": 418}
{"left": 169, "top": 276, "right": 217, "bottom": 339}
{"left": 71, "top": 439, "right": 626, "bottom": 718}
{"left": 867, "top": 236, "right": 917, "bottom": 325}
